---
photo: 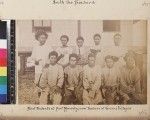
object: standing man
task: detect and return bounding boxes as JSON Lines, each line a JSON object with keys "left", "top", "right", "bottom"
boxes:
{"left": 90, "top": 33, "right": 105, "bottom": 68}
{"left": 106, "top": 33, "right": 128, "bottom": 68}
{"left": 57, "top": 35, "right": 73, "bottom": 68}
{"left": 26, "top": 30, "right": 53, "bottom": 104}
{"left": 73, "top": 36, "right": 89, "bottom": 66}
{"left": 90, "top": 34, "right": 102, "bottom": 55}
{"left": 27, "top": 30, "right": 53, "bottom": 84}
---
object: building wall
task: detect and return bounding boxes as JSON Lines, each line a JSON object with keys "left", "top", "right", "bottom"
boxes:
{"left": 132, "top": 20, "right": 147, "bottom": 47}
{"left": 17, "top": 20, "right": 147, "bottom": 51}
{"left": 16, "top": 20, "right": 78, "bottom": 51}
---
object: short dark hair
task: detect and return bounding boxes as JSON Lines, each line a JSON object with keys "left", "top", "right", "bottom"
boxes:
{"left": 76, "top": 36, "right": 84, "bottom": 42}
{"left": 49, "top": 51, "right": 58, "bottom": 58}
{"left": 60, "top": 35, "right": 69, "bottom": 41}
{"left": 69, "top": 53, "right": 78, "bottom": 60}
{"left": 93, "top": 34, "right": 101, "bottom": 39}
{"left": 114, "top": 33, "right": 121, "bottom": 38}
{"left": 105, "top": 55, "right": 118, "bottom": 62}
{"left": 35, "top": 30, "right": 48, "bottom": 40}
{"left": 88, "top": 53, "right": 96, "bottom": 59}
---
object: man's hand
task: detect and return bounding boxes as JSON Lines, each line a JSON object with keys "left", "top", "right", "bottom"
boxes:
{"left": 128, "top": 85, "right": 135, "bottom": 94}
{"left": 90, "top": 49, "right": 97, "bottom": 54}
{"left": 35, "top": 60, "right": 39, "bottom": 65}
{"left": 34, "top": 85, "right": 42, "bottom": 92}
{"left": 89, "top": 90, "right": 95, "bottom": 99}
{"left": 97, "top": 49, "right": 101, "bottom": 52}
{"left": 35, "top": 59, "right": 42, "bottom": 65}
{"left": 44, "top": 63, "right": 49, "bottom": 68}
{"left": 78, "top": 54, "right": 82, "bottom": 59}
{"left": 54, "top": 86, "right": 62, "bottom": 94}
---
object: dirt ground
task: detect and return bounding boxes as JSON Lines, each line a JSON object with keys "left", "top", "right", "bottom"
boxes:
{"left": 18, "top": 72, "right": 39, "bottom": 104}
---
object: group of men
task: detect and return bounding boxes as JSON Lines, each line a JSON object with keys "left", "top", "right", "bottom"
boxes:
{"left": 27, "top": 30, "right": 143, "bottom": 105}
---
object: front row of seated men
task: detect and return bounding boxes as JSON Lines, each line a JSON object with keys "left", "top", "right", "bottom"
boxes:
{"left": 36, "top": 51, "right": 142, "bottom": 105}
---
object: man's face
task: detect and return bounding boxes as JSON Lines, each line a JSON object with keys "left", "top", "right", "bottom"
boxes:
{"left": 69, "top": 57, "right": 77, "bottom": 67}
{"left": 61, "top": 37, "right": 68, "bottom": 46}
{"left": 88, "top": 57, "right": 95, "bottom": 67}
{"left": 49, "top": 55, "right": 57, "bottom": 65}
{"left": 106, "top": 58, "right": 114, "bottom": 68}
{"left": 94, "top": 36, "right": 101, "bottom": 45}
{"left": 77, "top": 39, "right": 84, "bottom": 48}
{"left": 38, "top": 34, "right": 47, "bottom": 46}
{"left": 114, "top": 35, "right": 121, "bottom": 46}
{"left": 126, "top": 57, "right": 135, "bottom": 68}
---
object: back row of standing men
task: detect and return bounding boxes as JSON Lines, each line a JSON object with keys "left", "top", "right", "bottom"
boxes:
{"left": 27, "top": 30, "right": 142, "bottom": 105}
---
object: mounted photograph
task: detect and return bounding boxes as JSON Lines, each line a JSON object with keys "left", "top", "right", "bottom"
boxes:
{"left": 16, "top": 20, "right": 147, "bottom": 105}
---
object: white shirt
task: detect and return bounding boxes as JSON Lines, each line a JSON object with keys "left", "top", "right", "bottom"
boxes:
{"left": 73, "top": 45, "right": 90, "bottom": 65}
{"left": 83, "top": 65, "right": 102, "bottom": 91}
{"left": 56, "top": 46, "right": 73, "bottom": 66}
{"left": 90, "top": 44, "right": 105, "bottom": 68}
{"left": 74, "top": 45, "right": 88, "bottom": 55}
{"left": 102, "top": 66, "right": 121, "bottom": 87}
{"left": 27, "top": 43, "right": 53, "bottom": 74}
{"left": 105, "top": 45, "right": 128, "bottom": 68}
{"left": 40, "top": 64, "right": 64, "bottom": 88}
{"left": 90, "top": 44, "right": 102, "bottom": 51}
{"left": 108, "top": 46, "right": 127, "bottom": 58}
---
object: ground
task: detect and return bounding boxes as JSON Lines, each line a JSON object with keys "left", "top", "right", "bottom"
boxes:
{"left": 18, "top": 72, "right": 39, "bottom": 104}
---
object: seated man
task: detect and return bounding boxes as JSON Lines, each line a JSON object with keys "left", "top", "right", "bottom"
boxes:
{"left": 82, "top": 53, "right": 103, "bottom": 105}
{"left": 63, "top": 53, "right": 83, "bottom": 105}
{"left": 38, "top": 51, "right": 64, "bottom": 105}
{"left": 120, "top": 51, "right": 142, "bottom": 104}
{"left": 101, "top": 55, "right": 121, "bottom": 104}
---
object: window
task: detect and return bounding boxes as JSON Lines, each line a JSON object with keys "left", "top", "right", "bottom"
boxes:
{"left": 32, "top": 20, "right": 52, "bottom": 32}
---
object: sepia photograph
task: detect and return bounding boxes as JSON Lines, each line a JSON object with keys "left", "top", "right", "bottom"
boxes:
{"left": 16, "top": 20, "right": 147, "bottom": 105}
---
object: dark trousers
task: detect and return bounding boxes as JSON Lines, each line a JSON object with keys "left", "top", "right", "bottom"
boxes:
{"left": 104, "top": 86, "right": 118, "bottom": 104}
{"left": 127, "top": 93, "right": 142, "bottom": 104}
{"left": 63, "top": 87, "right": 83, "bottom": 105}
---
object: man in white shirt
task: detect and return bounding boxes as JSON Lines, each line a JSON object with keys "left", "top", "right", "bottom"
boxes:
{"left": 27, "top": 30, "right": 53, "bottom": 85}
{"left": 39, "top": 51, "right": 64, "bottom": 104}
{"left": 90, "top": 33, "right": 105, "bottom": 68}
{"left": 120, "top": 52, "right": 142, "bottom": 104}
{"left": 73, "top": 36, "right": 89, "bottom": 66}
{"left": 90, "top": 34, "right": 102, "bottom": 55}
{"left": 105, "top": 33, "right": 128, "bottom": 69}
{"left": 101, "top": 55, "right": 122, "bottom": 104}
{"left": 83, "top": 53, "right": 103, "bottom": 105}
{"left": 57, "top": 35, "right": 73, "bottom": 68}
{"left": 63, "top": 53, "right": 83, "bottom": 104}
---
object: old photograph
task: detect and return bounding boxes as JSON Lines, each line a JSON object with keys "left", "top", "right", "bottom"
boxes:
{"left": 17, "top": 20, "right": 147, "bottom": 105}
